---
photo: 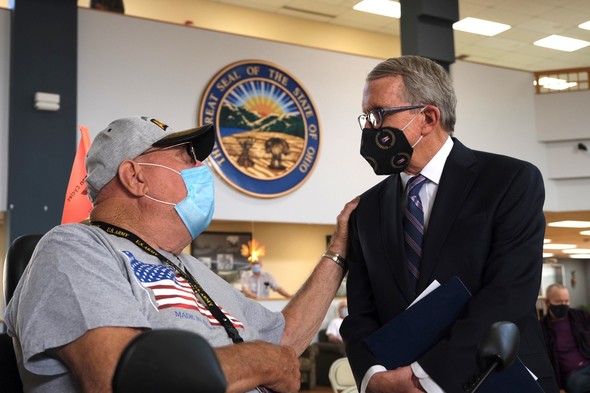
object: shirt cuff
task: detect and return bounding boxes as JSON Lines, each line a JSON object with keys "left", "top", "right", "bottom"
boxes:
{"left": 361, "top": 365, "right": 387, "bottom": 393}
{"left": 411, "top": 362, "right": 445, "bottom": 393}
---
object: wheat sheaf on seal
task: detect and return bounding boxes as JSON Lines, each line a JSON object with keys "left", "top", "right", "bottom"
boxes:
{"left": 198, "top": 60, "right": 320, "bottom": 198}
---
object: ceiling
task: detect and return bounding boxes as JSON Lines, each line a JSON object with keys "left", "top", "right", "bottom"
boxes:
{"left": 208, "top": 0, "right": 590, "bottom": 73}
{"left": 544, "top": 212, "right": 590, "bottom": 261}
{"left": 204, "top": 0, "right": 590, "bottom": 260}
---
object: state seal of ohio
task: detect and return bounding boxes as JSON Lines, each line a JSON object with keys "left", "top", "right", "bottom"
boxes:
{"left": 198, "top": 60, "right": 320, "bottom": 198}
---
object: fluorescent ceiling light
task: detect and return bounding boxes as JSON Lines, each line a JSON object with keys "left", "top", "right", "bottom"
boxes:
{"left": 564, "top": 249, "right": 590, "bottom": 254}
{"left": 534, "top": 35, "right": 590, "bottom": 52}
{"left": 535, "top": 77, "right": 577, "bottom": 91}
{"left": 453, "top": 17, "right": 510, "bottom": 36}
{"left": 544, "top": 239, "right": 551, "bottom": 243}
{"left": 570, "top": 254, "right": 590, "bottom": 259}
{"left": 353, "top": 0, "right": 400, "bottom": 18}
{"left": 543, "top": 244, "right": 576, "bottom": 250}
{"left": 548, "top": 220, "right": 590, "bottom": 228}
{"left": 579, "top": 21, "right": 590, "bottom": 31}
{"left": 581, "top": 230, "right": 590, "bottom": 236}
{"left": 543, "top": 253, "right": 554, "bottom": 258}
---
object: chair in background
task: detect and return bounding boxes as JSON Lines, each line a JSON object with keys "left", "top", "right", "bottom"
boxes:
{"left": 314, "top": 328, "right": 347, "bottom": 386}
{"left": 299, "top": 343, "right": 318, "bottom": 390}
{"left": 341, "top": 386, "right": 359, "bottom": 393}
{"left": 328, "top": 357, "right": 356, "bottom": 393}
{"left": 1, "top": 234, "right": 44, "bottom": 393}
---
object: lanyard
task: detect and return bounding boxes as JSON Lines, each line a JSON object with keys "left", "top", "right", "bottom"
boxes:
{"left": 91, "top": 220, "right": 244, "bottom": 344}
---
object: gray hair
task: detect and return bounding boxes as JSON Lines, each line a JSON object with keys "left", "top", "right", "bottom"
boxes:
{"left": 367, "top": 55, "right": 457, "bottom": 132}
{"left": 546, "top": 283, "right": 566, "bottom": 295}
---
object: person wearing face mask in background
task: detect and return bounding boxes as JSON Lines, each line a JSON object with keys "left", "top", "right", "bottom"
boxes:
{"left": 241, "top": 261, "right": 292, "bottom": 300}
{"left": 4, "top": 116, "right": 359, "bottom": 393}
{"left": 341, "top": 55, "right": 558, "bottom": 393}
{"left": 325, "top": 299, "right": 347, "bottom": 344}
{"left": 541, "top": 283, "right": 590, "bottom": 393}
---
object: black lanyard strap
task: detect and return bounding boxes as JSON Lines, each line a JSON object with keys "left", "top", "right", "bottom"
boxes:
{"left": 91, "top": 220, "right": 244, "bottom": 344}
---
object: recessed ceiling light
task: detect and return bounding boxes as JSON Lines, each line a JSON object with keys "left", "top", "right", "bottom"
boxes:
{"left": 535, "top": 77, "right": 578, "bottom": 91}
{"left": 548, "top": 221, "right": 590, "bottom": 228}
{"left": 453, "top": 17, "right": 511, "bottom": 36}
{"left": 543, "top": 253, "right": 554, "bottom": 258}
{"left": 579, "top": 21, "right": 590, "bottom": 31}
{"left": 569, "top": 254, "right": 590, "bottom": 259}
{"left": 581, "top": 230, "right": 590, "bottom": 236}
{"left": 534, "top": 35, "right": 590, "bottom": 52}
{"left": 543, "top": 244, "right": 576, "bottom": 250}
{"left": 564, "top": 249, "right": 590, "bottom": 254}
{"left": 353, "top": 0, "right": 400, "bottom": 18}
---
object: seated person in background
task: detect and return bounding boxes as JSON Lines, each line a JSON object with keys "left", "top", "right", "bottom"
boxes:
{"left": 326, "top": 300, "right": 348, "bottom": 344}
{"left": 241, "top": 260, "right": 292, "bottom": 299}
{"left": 4, "top": 116, "right": 359, "bottom": 393}
{"left": 541, "top": 283, "right": 590, "bottom": 393}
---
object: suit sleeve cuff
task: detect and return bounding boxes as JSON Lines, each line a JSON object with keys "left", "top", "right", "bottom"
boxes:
{"left": 411, "top": 362, "right": 445, "bottom": 393}
{"left": 360, "top": 365, "right": 387, "bottom": 393}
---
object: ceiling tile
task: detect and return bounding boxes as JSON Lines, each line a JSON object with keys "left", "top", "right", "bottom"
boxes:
{"left": 495, "top": 1, "right": 555, "bottom": 17}
{"left": 284, "top": 0, "right": 348, "bottom": 17}
{"left": 207, "top": 0, "right": 590, "bottom": 72}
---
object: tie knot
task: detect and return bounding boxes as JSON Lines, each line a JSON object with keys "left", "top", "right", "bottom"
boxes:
{"left": 407, "top": 175, "right": 426, "bottom": 197}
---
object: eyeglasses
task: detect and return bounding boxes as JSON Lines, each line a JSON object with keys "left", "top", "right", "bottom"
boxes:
{"left": 141, "top": 141, "right": 198, "bottom": 165}
{"left": 358, "top": 105, "right": 426, "bottom": 130}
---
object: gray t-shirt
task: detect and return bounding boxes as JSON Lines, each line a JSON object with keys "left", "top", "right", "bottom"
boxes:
{"left": 4, "top": 224, "right": 285, "bottom": 392}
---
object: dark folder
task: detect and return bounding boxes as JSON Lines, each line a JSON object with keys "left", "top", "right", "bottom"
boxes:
{"left": 365, "top": 276, "right": 544, "bottom": 392}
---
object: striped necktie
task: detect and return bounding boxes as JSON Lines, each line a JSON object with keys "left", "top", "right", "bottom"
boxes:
{"left": 404, "top": 174, "right": 427, "bottom": 293}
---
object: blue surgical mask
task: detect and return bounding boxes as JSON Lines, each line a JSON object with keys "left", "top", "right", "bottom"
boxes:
{"left": 140, "top": 163, "right": 215, "bottom": 239}
{"left": 252, "top": 264, "right": 262, "bottom": 274}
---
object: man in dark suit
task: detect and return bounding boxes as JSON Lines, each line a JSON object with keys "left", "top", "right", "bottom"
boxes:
{"left": 340, "top": 55, "right": 558, "bottom": 393}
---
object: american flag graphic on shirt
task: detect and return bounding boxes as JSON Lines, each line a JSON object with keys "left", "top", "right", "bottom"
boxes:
{"left": 123, "top": 250, "right": 244, "bottom": 329}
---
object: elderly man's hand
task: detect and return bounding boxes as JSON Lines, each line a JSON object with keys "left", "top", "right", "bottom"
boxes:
{"left": 216, "top": 341, "right": 301, "bottom": 393}
{"left": 328, "top": 196, "right": 360, "bottom": 258}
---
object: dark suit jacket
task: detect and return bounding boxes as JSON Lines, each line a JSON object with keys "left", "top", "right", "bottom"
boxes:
{"left": 341, "top": 138, "right": 558, "bottom": 392}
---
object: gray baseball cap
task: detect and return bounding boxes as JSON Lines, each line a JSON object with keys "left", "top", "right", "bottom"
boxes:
{"left": 85, "top": 116, "right": 215, "bottom": 202}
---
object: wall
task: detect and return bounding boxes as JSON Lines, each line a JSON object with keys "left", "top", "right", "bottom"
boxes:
{"left": 206, "top": 220, "right": 337, "bottom": 297}
{"left": 559, "top": 258, "right": 589, "bottom": 308}
{"left": 0, "top": 9, "right": 9, "bottom": 213}
{"left": 2, "top": 8, "right": 590, "bottom": 307}
{"left": 76, "top": 9, "right": 382, "bottom": 225}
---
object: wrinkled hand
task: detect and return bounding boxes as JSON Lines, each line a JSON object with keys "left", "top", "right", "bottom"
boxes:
{"left": 263, "top": 344, "right": 301, "bottom": 393}
{"left": 216, "top": 341, "right": 301, "bottom": 393}
{"left": 367, "top": 366, "right": 425, "bottom": 393}
{"left": 327, "top": 196, "right": 360, "bottom": 257}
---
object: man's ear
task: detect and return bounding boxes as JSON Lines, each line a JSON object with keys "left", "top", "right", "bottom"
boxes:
{"left": 421, "top": 105, "right": 441, "bottom": 135}
{"left": 117, "top": 160, "right": 148, "bottom": 197}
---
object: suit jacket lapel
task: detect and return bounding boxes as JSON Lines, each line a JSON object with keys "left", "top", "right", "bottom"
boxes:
{"left": 381, "top": 175, "right": 414, "bottom": 303}
{"left": 418, "top": 139, "right": 478, "bottom": 292}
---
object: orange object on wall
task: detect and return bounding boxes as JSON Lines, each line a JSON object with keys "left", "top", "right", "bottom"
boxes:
{"left": 61, "top": 126, "right": 92, "bottom": 224}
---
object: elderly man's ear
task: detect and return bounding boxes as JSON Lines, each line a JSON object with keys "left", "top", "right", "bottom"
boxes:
{"left": 420, "top": 105, "right": 441, "bottom": 134}
{"left": 117, "top": 160, "right": 149, "bottom": 197}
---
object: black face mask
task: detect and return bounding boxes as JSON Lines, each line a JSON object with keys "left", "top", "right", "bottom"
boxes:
{"left": 360, "top": 127, "right": 414, "bottom": 175}
{"left": 549, "top": 304, "right": 569, "bottom": 319}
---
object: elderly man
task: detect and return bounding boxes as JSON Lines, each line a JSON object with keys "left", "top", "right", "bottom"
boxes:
{"left": 541, "top": 283, "right": 590, "bottom": 393}
{"left": 341, "top": 56, "right": 558, "bottom": 393}
{"left": 4, "top": 116, "right": 358, "bottom": 393}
